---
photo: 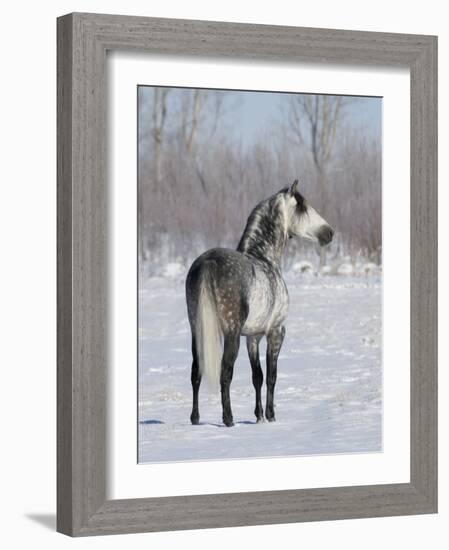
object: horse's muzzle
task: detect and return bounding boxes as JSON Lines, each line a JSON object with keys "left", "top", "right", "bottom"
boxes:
{"left": 317, "top": 225, "right": 334, "bottom": 246}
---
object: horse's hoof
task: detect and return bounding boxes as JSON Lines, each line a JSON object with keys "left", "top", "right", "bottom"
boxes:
{"left": 223, "top": 419, "right": 234, "bottom": 427}
{"left": 190, "top": 416, "right": 200, "bottom": 425}
{"left": 266, "top": 415, "right": 276, "bottom": 422}
{"left": 256, "top": 417, "right": 265, "bottom": 423}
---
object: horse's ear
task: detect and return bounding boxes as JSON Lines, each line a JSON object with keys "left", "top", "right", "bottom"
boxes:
{"left": 289, "top": 179, "right": 299, "bottom": 195}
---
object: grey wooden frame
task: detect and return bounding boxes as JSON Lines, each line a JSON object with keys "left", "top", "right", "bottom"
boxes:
{"left": 57, "top": 12, "right": 437, "bottom": 537}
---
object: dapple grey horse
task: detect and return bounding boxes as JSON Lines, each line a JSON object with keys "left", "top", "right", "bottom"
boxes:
{"left": 185, "top": 180, "right": 334, "bottom": 426}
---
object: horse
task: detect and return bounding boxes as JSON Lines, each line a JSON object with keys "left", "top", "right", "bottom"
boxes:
{"left": 185, "top": 180, "right": 334, "bottom": 427}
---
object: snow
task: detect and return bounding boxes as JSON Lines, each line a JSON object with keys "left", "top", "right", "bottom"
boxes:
{"left": 336, "top": 262, "right": 354, "bottom": 276}
{"left": 291, "top": 260, "right": 314, "bottom": 274}
{"left": 138, "top": 268, "right": 382, "bottom": 463}
{"left": 162, "top": 261, "right": 186, "bottom": 279}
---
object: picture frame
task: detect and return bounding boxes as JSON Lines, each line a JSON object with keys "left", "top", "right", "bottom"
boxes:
{"left": 57, "top": 12, "right": 437, "bottom": 536}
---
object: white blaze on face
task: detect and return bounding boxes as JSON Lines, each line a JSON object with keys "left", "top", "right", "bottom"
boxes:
{"left": 283, "top": 194, "right": 329, "bottom": 243}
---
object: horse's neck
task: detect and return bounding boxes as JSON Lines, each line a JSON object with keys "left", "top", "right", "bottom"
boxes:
{"left": 237, "top": 198, "right": 287, "bottom": 267}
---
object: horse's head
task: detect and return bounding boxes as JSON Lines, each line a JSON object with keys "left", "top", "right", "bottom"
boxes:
{"left": 283, "top": 180, "right": 334, "bottom": 246}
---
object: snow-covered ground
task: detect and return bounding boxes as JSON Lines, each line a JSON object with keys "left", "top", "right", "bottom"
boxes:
{"left": 138, "top": 268, "right": 382, "bottom": 463}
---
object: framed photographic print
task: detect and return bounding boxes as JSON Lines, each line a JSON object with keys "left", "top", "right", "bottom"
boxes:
{"left": 57, "top": 13, "right": 437, "bottom": 536}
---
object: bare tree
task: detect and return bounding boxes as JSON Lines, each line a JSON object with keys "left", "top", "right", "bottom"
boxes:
{"left": 288, "top": 95, "right": 346, "bottom": 201}
{"left": 209, "top": 92, "right": 225, "bottom": 139}
{"left": 151, "top": 88, "right": 170, "bottom": 183}
{"left": 177, "top": 90, "right": 229, "bottom": 194}
{"left": 179, "top": 90, "right": 202, "bottom": 153}
{"left": 286, "top": 95, "right": 350, "bottom": 266}
{"left": 138, "top": 88, "right": 170, "bottom": 261}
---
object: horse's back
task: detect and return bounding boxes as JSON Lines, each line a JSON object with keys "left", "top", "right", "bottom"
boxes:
{"left": 187, "top": 248, "right": 254, "bottom": 285}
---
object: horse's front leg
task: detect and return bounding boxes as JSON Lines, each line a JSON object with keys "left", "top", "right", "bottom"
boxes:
{"left": 220, "top": 332, "right": 240, "bottom": 427}
{"left": 265, "top": 325, "right": 285, "bottom": 422}
{"left": 246, "top": 334, "right": 264, "bottom": 422}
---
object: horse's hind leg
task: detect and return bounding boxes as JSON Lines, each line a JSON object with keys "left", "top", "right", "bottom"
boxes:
{"left": 246, "top": 334, "right": 264, "bottom": 422}
{"left": 221, "top": 332, "right": 240, "bottom": 427}
{"left": 265, "top": 325, "right": 285, "bottom": 422}
{"left": 190, "top": 334, "right": 202, "bottom": 425}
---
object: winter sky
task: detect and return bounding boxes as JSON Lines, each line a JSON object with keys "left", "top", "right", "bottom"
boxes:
{"left": 139, "top": 86, "right": 382, "bottom": 149}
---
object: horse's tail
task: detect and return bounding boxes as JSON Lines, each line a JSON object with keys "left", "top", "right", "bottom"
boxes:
{"left": 196, "top": 268, "right": 222, "bottom": 389}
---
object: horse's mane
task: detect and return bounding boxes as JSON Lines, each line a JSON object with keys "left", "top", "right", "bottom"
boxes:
{"left": 237, "top": 190, "right": 288, "bottom": 265}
